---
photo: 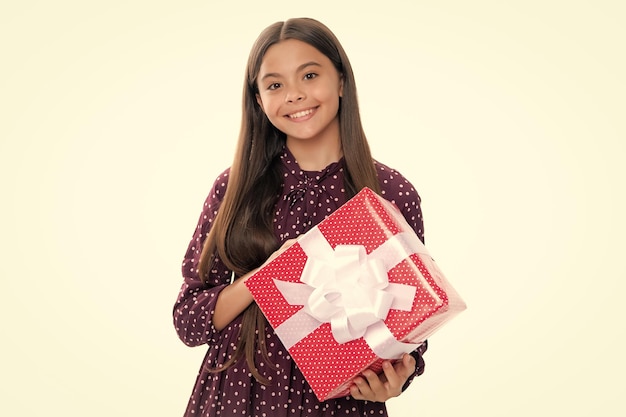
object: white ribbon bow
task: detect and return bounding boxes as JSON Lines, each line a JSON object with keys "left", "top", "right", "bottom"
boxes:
{"left": 273, "top": 228, "right": 427, "bottom": 359}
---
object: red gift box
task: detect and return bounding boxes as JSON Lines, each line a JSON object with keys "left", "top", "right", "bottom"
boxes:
{"left": 245, "top": 187, "right": 466, "bottom": 401}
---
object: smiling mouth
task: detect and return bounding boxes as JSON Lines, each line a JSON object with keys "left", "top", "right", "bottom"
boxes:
{"left": 287, "top": 108, "right": 316, "bottom": 119}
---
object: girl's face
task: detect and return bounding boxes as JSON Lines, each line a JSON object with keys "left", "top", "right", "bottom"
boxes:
{"left": 256, "top": 39, "right": 343, "bottom": 147}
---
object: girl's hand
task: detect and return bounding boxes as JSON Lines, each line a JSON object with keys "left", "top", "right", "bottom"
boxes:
{"left": 215, "top": 239, "right": 298, "bottom": 330}
{"left": 264, "top": 239, "right": 298, "bottom": 265}
{"left": 349, "top": 353, "right": 416, "bottom": 402}
{"left": 242, "top": 239, "right": 298, "bottom": 283}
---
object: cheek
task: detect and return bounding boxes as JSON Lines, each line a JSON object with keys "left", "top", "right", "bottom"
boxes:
{"left": 319, "top": 88, "right": 341, "bottom": 111}
{"left": 318, "top": 82, "right": 342, "bottom": 103}
{"left": 259, "top": 96, "right": 280, "bottom": 115}
{"left": 260, "top": 102, "right": 284, "bottom": 125}
{"left": 264, "top": 105, "right": 282, "bottom": 121}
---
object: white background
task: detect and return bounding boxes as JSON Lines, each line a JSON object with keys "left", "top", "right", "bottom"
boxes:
{"left": 1, "top": 1, "right": 625, "bottom": 415}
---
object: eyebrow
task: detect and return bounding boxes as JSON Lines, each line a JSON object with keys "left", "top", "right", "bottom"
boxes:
{"left": 260, "top": 61, "right": 322, "bottom": 82}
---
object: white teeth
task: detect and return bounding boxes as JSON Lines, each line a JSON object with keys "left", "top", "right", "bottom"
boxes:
{"left": 288, "top": 109, "right": 314, "bottom": 118}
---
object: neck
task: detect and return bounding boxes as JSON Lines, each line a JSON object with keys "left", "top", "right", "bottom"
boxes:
{"left": 286, "top": 138, "right": 343, "bottom": 171}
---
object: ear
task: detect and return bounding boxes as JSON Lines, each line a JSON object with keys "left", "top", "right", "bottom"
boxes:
{"left": 256, "top": 94, "right": 265, "bottom": 112}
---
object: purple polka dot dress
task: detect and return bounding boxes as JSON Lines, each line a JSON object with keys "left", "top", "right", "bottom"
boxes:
{"left": 173, "top": 147, "right": 428, "bottom": 416}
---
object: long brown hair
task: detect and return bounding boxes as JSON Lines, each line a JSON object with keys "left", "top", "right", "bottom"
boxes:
{"left": 198, "top": 17, "right": 382, "bottom": 383}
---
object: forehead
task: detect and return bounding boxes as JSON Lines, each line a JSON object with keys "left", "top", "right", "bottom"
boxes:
{"left": 259, "top": 39, "right": 333, "bottom": 76}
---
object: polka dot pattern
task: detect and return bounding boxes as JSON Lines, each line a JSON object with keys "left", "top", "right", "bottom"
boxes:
{"left": 246, "top": 187, "right": 463, "bottom": 401}
{"left": 173, "top": 147, "right": 428, "bottom": 416}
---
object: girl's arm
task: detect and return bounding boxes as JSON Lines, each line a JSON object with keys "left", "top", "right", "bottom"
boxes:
{"left": 212, "top": 238, "right": 295, "bottom": 331}
{"left": 372, "top": 163, "right": 428, "bottom": 393}
{"left": 391, "top": 178, "right": 428, "bottom": 389}
{"left": 173, "top": 169, "right": 296, "bottom": 343}
{"left": 173, "top": 170, "right": 234, "bottom": 347}
{"left": 211, "top": 271, "right": 255, "bottom": 331}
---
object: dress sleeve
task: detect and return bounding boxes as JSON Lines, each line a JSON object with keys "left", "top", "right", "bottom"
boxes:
{"left": 375, "top": 161, "right": 428, "bottom": 387}
{"left": 172, "top": 169, "right": 232, "bottom": 347}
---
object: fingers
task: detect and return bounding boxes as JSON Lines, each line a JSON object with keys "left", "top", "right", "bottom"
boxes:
{"left": 275, "top": 239, "right": 297, "bottom": 256}
{"left": 349, "top": 370, "right": 380, "bottom": 401}
{"left": 380, "top": 360, "right": 402, "bottom": 393}
{"left": 350, "top": 367, "right": 395, "bottom": 402}
{"left": 393, "top": 353, "right": 417, "bottom": 380}
{"left": 281, "top": 238, "right": 298, "bottom": 248}
{"left": 263, "top": 239, "right": 298, "bottom": 265}
{"left": 350, "top": 354, "right": 417, "bottom": 402}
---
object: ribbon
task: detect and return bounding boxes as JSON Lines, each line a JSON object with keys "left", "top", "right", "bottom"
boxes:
{"left": 273, "top": 228, "right": 429, "bottom": 359}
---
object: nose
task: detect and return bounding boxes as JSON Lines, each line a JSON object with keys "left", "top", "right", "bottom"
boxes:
{"left": 285, "top": 85, "right": 305, "bottom": 103}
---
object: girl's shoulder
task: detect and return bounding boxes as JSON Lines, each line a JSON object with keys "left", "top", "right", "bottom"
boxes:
{"left": 209, "top": 167, "right": 231, "bottom": 195}
{"left": 373, "top": 160, "right": 421, "bottom": 202}
{"left": 200, "top": 167, "right": 231, "bottom": 213}
{"left": 373, "top": 159, "right": 424, "bottom": 240}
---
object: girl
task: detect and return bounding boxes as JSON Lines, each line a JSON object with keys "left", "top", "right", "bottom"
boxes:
{"left": 173, "top": 17, "right": 428, "bottom": 416}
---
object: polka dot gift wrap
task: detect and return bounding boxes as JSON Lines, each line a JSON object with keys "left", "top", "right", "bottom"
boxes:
{"left": 245, "top": 187, "right": 466, "bottom": 401}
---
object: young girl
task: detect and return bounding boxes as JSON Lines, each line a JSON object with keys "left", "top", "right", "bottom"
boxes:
{"left": 173, "top": 17, "right": 428, "bottom": 416}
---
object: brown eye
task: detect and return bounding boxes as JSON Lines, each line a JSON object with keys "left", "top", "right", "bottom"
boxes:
{"left": 268, "top": 82, "right": 281, "bottom": 90}
{"left": 304, "top": 73, "right": 317, "bottom": 80}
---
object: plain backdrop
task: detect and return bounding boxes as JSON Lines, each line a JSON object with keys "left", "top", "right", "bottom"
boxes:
{"left": 1, "top": 1, "right": 625, "bottom": 416}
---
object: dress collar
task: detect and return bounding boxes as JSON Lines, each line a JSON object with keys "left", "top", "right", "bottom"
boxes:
{"left": 279, "top": 146, "right": 345, "bottom": 208}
